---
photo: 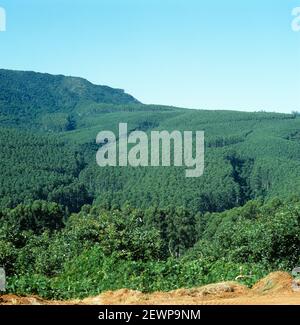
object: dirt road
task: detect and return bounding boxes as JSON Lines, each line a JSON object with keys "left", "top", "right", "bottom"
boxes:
{"left": 1, "top": 272, "right": 300, "bottom": 305}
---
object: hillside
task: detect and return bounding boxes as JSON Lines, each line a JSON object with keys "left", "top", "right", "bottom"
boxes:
{"left": 1, "top": 69, "right": 300, "bottom": 301}
{"left": 0, "top": 69, "right": 139, "bottom": 130}
{"left": 1, "top": 70, "right": 300, "bottom": 214}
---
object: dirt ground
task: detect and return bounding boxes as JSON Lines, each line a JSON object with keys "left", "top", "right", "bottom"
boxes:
{"left": 1, "top": 272, "right": 300, "bottom": 305}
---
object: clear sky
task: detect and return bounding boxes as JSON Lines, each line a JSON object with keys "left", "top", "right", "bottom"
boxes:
{"left": 0, "top": 0, "right": 299, "bottom": 112}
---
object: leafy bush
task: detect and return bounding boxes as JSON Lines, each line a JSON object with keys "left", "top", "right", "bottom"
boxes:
{"left": 2, "top": 198, "right": 299, "bottom": 299}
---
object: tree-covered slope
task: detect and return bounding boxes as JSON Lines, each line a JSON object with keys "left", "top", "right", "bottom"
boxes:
{"left": 1, "top": 69, "right": 300, "bottom": 215}
{"left": 0, "top": 128, "right": 90, "bottom": 212}
{"left": 72, "top": 109, "right": 300, "bottom": 213}
{"left": 0, "top": 69, "right": 139, "bottom": 130}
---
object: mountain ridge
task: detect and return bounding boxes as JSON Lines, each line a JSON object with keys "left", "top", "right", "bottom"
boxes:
{"left": 0, "top": 68, "right": 140, "bottom": 130}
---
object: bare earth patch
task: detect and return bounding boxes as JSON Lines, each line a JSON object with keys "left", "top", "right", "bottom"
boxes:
{"left": 1, "top": 272, "right": 300, "bottom": 305}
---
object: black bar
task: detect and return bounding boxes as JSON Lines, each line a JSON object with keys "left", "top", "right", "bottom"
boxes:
{"left": 0, "top": 305, "right": 300, "bottom": 323}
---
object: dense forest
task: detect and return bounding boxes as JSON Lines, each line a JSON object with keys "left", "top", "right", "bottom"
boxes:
{"left": 1, "top": 69, "right": 300, "bottom": 298}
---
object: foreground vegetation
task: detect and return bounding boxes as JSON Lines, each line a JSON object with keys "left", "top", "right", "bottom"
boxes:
{"left": 1, "top": 197, "right": 299, "bottom": 299}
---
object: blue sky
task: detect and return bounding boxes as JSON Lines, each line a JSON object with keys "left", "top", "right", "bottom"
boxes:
{"left": 0, "top": 0, "right": 299, "bottom": 112}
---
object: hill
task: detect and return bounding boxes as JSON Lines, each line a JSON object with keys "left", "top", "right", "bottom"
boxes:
{"left": 1, "top": 70, "right": 300, "bottom": 214}
{"left": 1, "top": 69, "right": 300, "bottom": 301}
{"left": 0, "top": 69, "right": 139, "bottom": 130}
